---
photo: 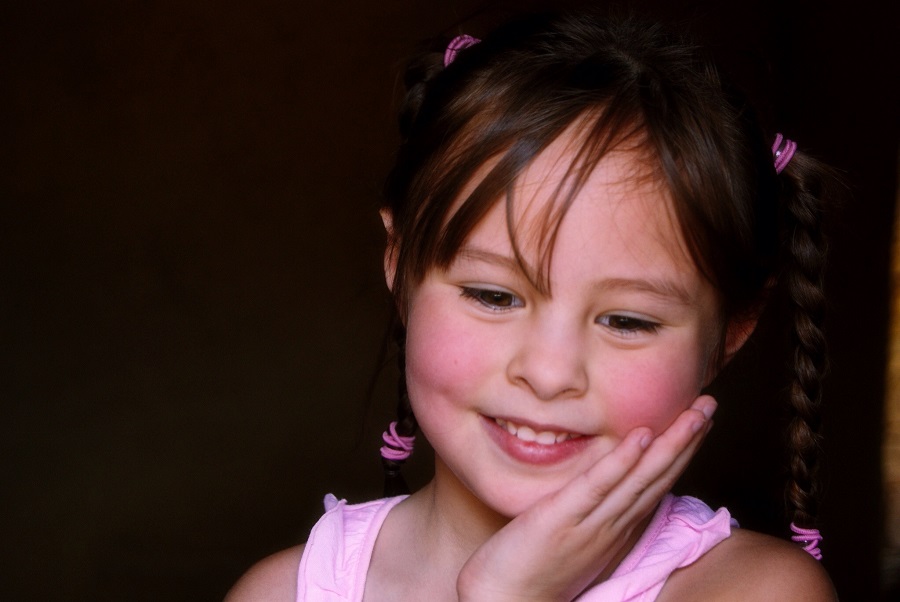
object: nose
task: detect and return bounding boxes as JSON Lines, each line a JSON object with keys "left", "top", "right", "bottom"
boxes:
{"left": 506, "top": 316, "right": 589, "bottom": 401}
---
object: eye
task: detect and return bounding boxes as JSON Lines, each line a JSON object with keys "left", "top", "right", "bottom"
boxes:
{"left": 598, "top": 314, "right": 660, "bottom": 335}
{"left": 460, "top": 287, "right": 523, "bottom": 311}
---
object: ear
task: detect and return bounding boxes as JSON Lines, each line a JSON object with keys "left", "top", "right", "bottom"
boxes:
{"left": 704, "top": 315, "right": 759, "bottom": 387}
{"left": 722, "top": 315, "right": 758, "bottom": 364}
{"left": 380, "top": 208, "right": 398, "bottom": 292}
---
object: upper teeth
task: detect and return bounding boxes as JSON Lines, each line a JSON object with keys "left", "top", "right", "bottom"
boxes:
{"left": 495, "top": 418, "right": 581, "bottom": 444}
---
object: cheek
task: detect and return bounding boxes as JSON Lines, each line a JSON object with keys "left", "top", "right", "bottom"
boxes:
{"left": 603, "top": 347, "right": 708, "bottom": 435}
{"left": 404, "top": 297, "right": 483, "bottom": 408}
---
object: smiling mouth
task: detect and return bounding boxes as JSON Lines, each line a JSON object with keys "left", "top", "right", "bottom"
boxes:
{"left": 494, "top": 417, "right": 584, "bottom": 445}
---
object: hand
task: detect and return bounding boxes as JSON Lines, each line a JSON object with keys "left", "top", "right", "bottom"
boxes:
{"left": 456, "top": 395, "right": 717, "bottom": 602}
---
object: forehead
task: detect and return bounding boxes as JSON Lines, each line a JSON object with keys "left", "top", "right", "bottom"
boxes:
{"left": 459, "top": 129, "right": 696, "bottom": 286}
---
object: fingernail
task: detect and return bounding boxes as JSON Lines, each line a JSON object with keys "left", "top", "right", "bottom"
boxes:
{"left": 691, "top": 419, "right": 705, "bottom": 434}
{"left": 700, "top": 398, "right": 717, "bottom": 421}
{"left": 640, "top": 434, "right": 652, "bottom": 449}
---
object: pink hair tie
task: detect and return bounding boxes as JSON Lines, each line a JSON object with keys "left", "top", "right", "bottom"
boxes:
{"left": 790, "top": 522, "right": 823, "bottom": 560}
{"left": 772, "top": 133, "right": 797, "bottom": 174}
{"left": 380, "top": 421, "right": 415, "bottom": 461}
{"left": 443, "top": 34, "right": 480, "bottom": 67}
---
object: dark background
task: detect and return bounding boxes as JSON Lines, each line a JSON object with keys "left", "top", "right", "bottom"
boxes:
{"left": 2, "top": 1, "right": 897, "bottom": 600}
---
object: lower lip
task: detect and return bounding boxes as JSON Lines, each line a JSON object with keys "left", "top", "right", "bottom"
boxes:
{"left": 482, "top": 415, "right": 592, "bottom": 465}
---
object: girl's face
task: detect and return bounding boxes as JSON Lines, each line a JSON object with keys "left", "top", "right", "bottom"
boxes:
{"left": 397, "top": 134, "right": 725, "bottom": 518}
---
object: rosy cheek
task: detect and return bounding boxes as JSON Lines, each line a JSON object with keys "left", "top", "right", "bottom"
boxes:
{"left": 405, "top": 301, "right": 478, "bottom": 403}
{"left": 604, "top": 354, "right": 704, "bottom": 435}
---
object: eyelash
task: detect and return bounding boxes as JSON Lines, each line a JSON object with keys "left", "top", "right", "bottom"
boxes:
{"left": 598, "top": 314, "right": 660, "bottom": 335}
{"left": 460, "top": 286, "right": 523, "bottom": 311}
{"left": 460, "top": 287, "right": 661, "bottom": 335}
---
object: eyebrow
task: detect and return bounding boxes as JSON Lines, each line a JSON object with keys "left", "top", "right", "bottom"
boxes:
{"left": 456, "top": 245, "right": 695, "bottom": 305}
{"left": 456, "top": 246, "right": 523, "bottom": 272}
{"left": 592, "top": 277, "right": 694, "bottom": 306}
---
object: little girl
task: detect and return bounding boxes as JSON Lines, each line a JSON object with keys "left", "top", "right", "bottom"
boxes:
{"left": 228, "top": 11, "right": 837, "bottom": 601}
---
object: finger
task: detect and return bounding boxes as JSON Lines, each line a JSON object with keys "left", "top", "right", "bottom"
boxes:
{"left": 523, "top": 395, "right": 716, "bottom": 529}
{"left": 543, "top": 426, "right": 654, "bottom": 524}
{"left": 623, "top": 415, "right": 712, "bottom": 511}
{"left": 579, "top": 395, "right": 717, "bottom": 526}
{"left": 600, "top": 398, "right": 716, "bottom": 524}
{"left": 630, "top": 394, "right": 717, "bottom": 480}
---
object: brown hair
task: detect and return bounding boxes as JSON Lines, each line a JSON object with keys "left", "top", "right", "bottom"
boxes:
{"left": 379, "top": 10, "right": 833, "bottom": 542}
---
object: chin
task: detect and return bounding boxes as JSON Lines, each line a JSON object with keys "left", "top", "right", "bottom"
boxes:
{"left": 478, "top": 479, "right": 566, "bottom": 519}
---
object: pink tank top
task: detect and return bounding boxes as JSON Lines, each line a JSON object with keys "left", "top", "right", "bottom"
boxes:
{"left": 296, "top": 493, "right": 736, "bottom": 601}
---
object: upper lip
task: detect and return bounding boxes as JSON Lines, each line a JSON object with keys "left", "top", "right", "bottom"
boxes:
{"left": 486, "top": 413, "right": 591, "bottom": 437}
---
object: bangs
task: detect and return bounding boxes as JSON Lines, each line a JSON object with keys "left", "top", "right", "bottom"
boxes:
{"left": 446, "top": 112, "right": 651, "bottom": 295}
{"left": 385, "top": 11, "right": 777, "bottom": 320}
{"left": 392, "top": 98, "right": 649, "bottom": 312}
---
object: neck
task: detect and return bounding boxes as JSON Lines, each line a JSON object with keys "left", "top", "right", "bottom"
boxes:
{"left": 372, "top": 460, "right": 507, "bottom": 601}
{"left": 412, "top": 457, "right": 509, "bottom": 561}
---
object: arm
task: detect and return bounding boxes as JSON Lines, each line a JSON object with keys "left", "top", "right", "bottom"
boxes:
{"left": 223, "top": 544, "right": 304, "bottom": 602}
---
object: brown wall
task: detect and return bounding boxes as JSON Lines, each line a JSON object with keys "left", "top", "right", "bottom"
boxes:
{"left": 2, "top": 1, "right": 897, "bottom": 600}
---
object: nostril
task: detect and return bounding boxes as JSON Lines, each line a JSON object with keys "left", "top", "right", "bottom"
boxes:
{"left": 506, "top": 322, "right": 589, "bottom": 400}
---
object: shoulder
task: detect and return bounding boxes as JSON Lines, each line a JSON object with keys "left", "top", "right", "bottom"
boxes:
{"left": 659, "top": 529, "right": 837, "bottom": 601}
{"left": 223, "top": 545, "right": 304, "bottom": 602}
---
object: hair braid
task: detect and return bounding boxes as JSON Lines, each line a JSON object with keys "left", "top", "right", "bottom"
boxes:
{"left": 780, "top": 152, "right": 832, "bottom": 530}
{"left": 381, "top": 322, "right": 419, "bottom": 496}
